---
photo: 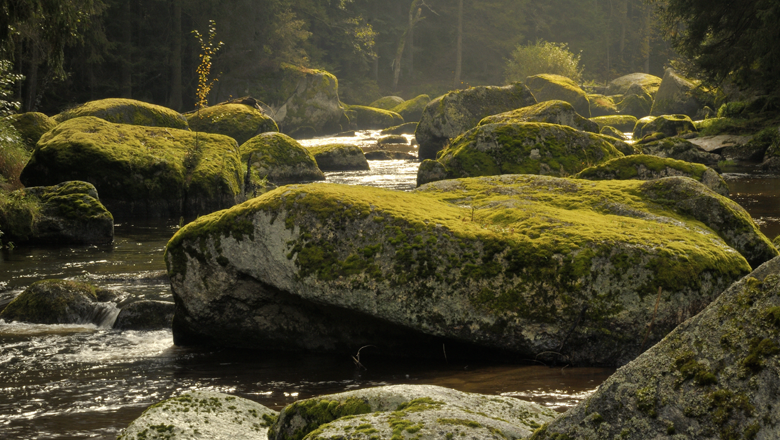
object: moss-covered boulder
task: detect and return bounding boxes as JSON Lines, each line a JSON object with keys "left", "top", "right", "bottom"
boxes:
{"left": 241, "top": 132, "right": 325, "bottom": 185}
{"left": 368, "top": 96, "right": 405, "bottom": 110}
{"left": 606, "top": 72, "right": 663, "bottom": 97}
{"left": 525, "top": 73, "right": 591, "bottom": 118}
{"left": 599, "top": 125, "right": 626, "bottom": 140}
{"left": 380, "top": 122, "right": 418, "bottom": 135}
{"left": 532, "top": 256, "right": 780, "bottom": 440}
{"left": 389, "top": 94, "right": 431, "bottom": 122}
{"left": 650, "top": 68, "right": 714, "bottom": 118}
{"left": 186, "top": 102, "right": 278, "bottom": 145}
{"left": 377, "top": 134, "right": 408, "bottom": 145}
{"left": 575, "top": 156, "right": 729, "bottom": 196}
{"left": 632, "top": 115, "right": 658, "bottom": 139}
{"left": 0, "top": 279, "right": 118, "bottom": 325}
{"left": 0, "top": 181, "right": 114, "bottom": 245}
{"left": 591, "top": 115, "right": 638, "bottom": 132}
{"left": 164, "top": 175, "right": 765, "bottom": 365}
{"left": 269, "top": 385, "right": 556, "bottom": 440}
{"left": 416, "top": 159, "right": 448, "bottom": 186}
{"left": 308, "top": 144, "right": 369, "bottom": 171}
{"left": 637, "top": 114, "right": 697, "bottom": 140}
{"left": 10, "top": 112, "right": 57, "bottom": 150}
{"left": 478, "top": 100, "right": 599, "bottom": 133}
{"left": 53, "top": 98, "right": 188, "bottom": 129}
{"left": 117, "top": 390, "right": 278, "bottom": 440}
{"left": 588, "top": 94, "right": 619, "bottom": 117}
{"left": 617, "top": 83, "right": 654, "bottom": 118}
{"left": 19, "top": 117, "right": 243, "bottom": 219}
{"left": 639, "top": 137, "right": 723, "bottom": 167}
{"left": 415, "top": 84, "right": 537, "bottom": 160}
{"left": 346, "top": 105, "right": 404, "bottom": 130}
{"left": 113, "top": 300, "right": 175, "bottom": 330}
{"left": 418, "top": 122, "right": 623, "bottom": 186}
{"left": 275, "top": 69, "right": 346, "bottom": 137}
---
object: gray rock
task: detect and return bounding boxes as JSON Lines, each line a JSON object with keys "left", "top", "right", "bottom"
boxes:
{"left": 117, "top": 390, "right": 278, "bottom": 440}
{"left": 639, "top": 137, "right": 723, "bottom": 167}
{"left": 368, "top": 96, "right": 405, "bottom": 110}
{"left": 345, "top": 105, "right": 404, "bottom": 130}
{"left": 114, "top": 300, "right": 175, "bottom": 330}
{"left": 390, "top": 94, "right": 431, "bottom": 122}
{"left": 363, "top": 151, "right": 417, "bottom": 160}
{"left": 165, "top": 175, "right": 762, "bottom": 366}
{"left": 269, "top": 384, "right": 556, "bottom": 440}
{"left": 635, "top": 114, "right": 697, "bottom": 141}
{"left": 381, "top": 122, "right": 418, "bottom": 135}
{"left": 616, "top": 83, "right": 654, "bottom": 118}
{"left": 606, "top": 72, "right": 663, "bottom": 97}
{"left": 525, "top": 74, "right": 591, "bottom": 117}
{"left": 309, "top": 144, "right": 369, "bottom": 171}
{"left": 591, "top": 115, "right": 638, "bottom": 132}
{"left": 599, "top": 125, "right": 626, "bottom": 141}
{"left": 416, "top": 159, "right": 448, "bottom": 186}
{"left": 650, "top": 69, "right": 713, "bottom": 118}
{"left": 632, "top": 115, "right": 657, "bottom": 139}
{"left": 240, "top": 132, "right": 325, "bottom": 185}
{"left": 478, "top": 100, "right": 599, "bottom": 133}
{"left": 588, "top": 94, "right": 619, "bottom": 117}
{"left": 275, "top": 70, "right": 346, "bottom": 136}
{"left": 533, "top": 256, "right": 780, "bottom": 440}
{"left": 416, "top": 84, "right": 537, "bottom": 160}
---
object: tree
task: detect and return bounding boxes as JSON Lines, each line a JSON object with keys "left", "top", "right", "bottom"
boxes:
{"left": 504, "top": 40, "right": 583, "bottom": 84}
{"left": 651, "top": 0, "right": 780, "bottom": 95}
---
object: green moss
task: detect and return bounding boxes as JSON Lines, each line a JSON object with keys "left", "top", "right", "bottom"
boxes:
{"left": 381, "top": 122, "right": 418, "bottom": 135}
{"left": 525, "top": 74, "right": 590, "bottom": 117}
{"left": 437, "top": 418, "right": 482, "bottom": 428}
{"left": 477, "top": 100, "right": 598, "bottom": 133}
{"left": 10, "top": 112, "right": 57, "bottom": 150}
{"left": 0, "top": 279, "right": 99, "bottom": 323}
{"left": 187, "top": 103, "right": 278, "bottom": 145}
{"left": 575, "top": 155, "right": 707, "bottom": 181}
{"left": 590, "top": 115, "right": 637, "bottom": 132}
{"left": 0, "top": 188, "right": 41, "bottom": 241}
{"left": 390, "top": 94, "right": 431, "bottom": 122}
{"left": 347, "top": 105, "right": 404, "bottom": 130}
{"left": 741, "top": 337, "right": 779, "bottom": 372}
{"left": 271, "top": 397, "right": 372, "bottom": 440}
{"left": 53, "top": 98, "right": 188, "bottom": 129}
{"left": 240, "top": 132, "right": 323, "bottom": 184}
{"left": 368, "top": 96, "right": 404, "bottom": 110}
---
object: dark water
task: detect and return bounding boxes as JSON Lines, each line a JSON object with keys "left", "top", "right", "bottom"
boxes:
{"left": 1, "top": 132, "right": 778, "bottom": 439}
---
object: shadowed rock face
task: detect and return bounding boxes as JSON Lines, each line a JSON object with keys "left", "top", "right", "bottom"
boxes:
{"left": 164, "top": 175, "right": 771, "bottom": 366}
{"left": 533, "top": 256, "right": 780, "bottom": 440}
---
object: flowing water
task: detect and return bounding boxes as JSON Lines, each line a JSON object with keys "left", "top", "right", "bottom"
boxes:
{"left": 1, "top": 130, "right": 778, "bottom": 439}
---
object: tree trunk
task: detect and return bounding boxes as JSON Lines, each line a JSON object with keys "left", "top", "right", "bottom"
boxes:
{"left": 24, "top": 44, "right": 39, "bottom": 112}
{"left": 120, "top": 1, "right": 133, "bottom": 98}
{"left": 169, "top": 0, "right": 182, "bottom": 110}
{"left": 392, "top": 0, "right": 422, "bottom": 92}
{"left": 454, "top": 0, "right": 463, "bottom": 88}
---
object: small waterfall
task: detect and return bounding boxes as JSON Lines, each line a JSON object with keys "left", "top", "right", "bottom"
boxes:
{"left": 85, "top": 301, "right": 121, "bottom": 328}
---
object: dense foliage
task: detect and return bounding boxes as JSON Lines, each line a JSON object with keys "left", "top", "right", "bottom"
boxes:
{"left": 504, "top": 40, "right": 582, "bottom": 84}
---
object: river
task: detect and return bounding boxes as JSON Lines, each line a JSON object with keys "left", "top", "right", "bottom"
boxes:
{"left": 1, "top": 130, "right": 778, "bottom": 439}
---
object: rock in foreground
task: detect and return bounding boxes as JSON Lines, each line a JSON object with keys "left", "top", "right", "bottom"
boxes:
{"left": 269, "top": 385, "right": 556, "bottom": 440}
{"left": 165, "top": 175, "right": 764, "bottom": 366}
{"left": 532, "top": 257, "right": 780, "bottom": 439}
{"left": 117, "top": 390, "right": 278, "bottom": 440}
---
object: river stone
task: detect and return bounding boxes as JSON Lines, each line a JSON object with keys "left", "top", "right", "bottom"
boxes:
{"left": 650, "top": 68, "right": 713, "bottom": 118}
{"left": 390, "top": 94, "right": 431, "bottom": 122}
{"left": 308, "top": 144, "right": 369, "bottom": 171}
{"left": 477, "top": 100, "right": 599, "bottom": 133}
{"left": 636, "top": 114, "right": 697, "bottom": 140}
{"left": 241, "top": 132, "right": 325, "bottom": 185}
{"left": 1, "top": 181, "right": 114, "bottom": 245}
{"left": 599, "top": 125, "right": 626, "bottom": 140}
{"left": 588, "top": 94, "right": 619, "bottom": 117}
{"left": 377, "top": 135, "right": 408, "bottom": 145}
{"left": 274, "top": 69, "right": 346, "bottom": 137}
{"left": 0, "top": 279, "right": 118, "bottom": 326}
{"left": 639, "top": 137, "right": 723, "bottom": 167}
{"left": 632, "top": 115, "right": 658, "bottom": 139}
{"left": 525, "top": 73, "right": 591, "bottom": 118}
{"left": 20, "top": 117, "right": 243, "bottom": 219}
{"left": 10, "top": 112, "right": 57, "bottom": 150}
{"left": 346, "top": 105, "right": 404, "bottom": 130}
{"left": 117, "top": 390, "right": 278, "bottom": 440}
{"left": 381, "top": 122, "right": 418, "bottom": 135}
{"left": 416, "top": 159, "right": 448, "bottom": 186}
{"left": 574, "top": 156, "right": 729, "bottom": 196}
{"left": 113, "top": 300, "right": 175, "bottom": 330}
{"left": 368, "top": 96, "right": 405, "bottom": 110}
{"left": 415, "top": 83, "right": 537, "bottom": 160}
{"left": 186, "top": 101, "right": 279, "bottom": 145}
{"left": 591, "top": 115, "right": 638, "bottom": 132}
{"left": 53, "top": 98, "right": 188, "bottom": 129}
{"left": 606, "top": 72, "right": 663, "bottom": 97}
{"left": 616, "top": 83, "right": 654, "bottom": 118}
{"left": 532, "top": 256, "right": 780, "bottom": 440}
{"left": 268, "top": 384, "right": 556, "bottom": 440}
{"left": 363, "top": 151, "right": 417, "bottom": 160}
{"left": 417, "top": 122, "right": 623, "bottom": 186}
{"left": 165, "top": 175, "right": 761, "bottom": 366}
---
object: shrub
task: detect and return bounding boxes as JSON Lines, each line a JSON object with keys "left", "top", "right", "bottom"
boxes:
{"left": 0, "top": 60, "right": 27, "bottom": 191}
{"left": 505, "top": 40, "right": 583, "bottom": 84}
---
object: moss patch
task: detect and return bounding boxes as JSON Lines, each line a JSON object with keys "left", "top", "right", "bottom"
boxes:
{"left": 10, "top": 112, "right": 57, "bottom": 150}
{"left": 590, "top": 115, "right": 638, "bottom": 132}
{"left": 240, "top": 132, "right": 324, "bottom": 184}
{"left": 347, "top": 105, "right": 404, "bottom": 130}
{"left": 53, "top": 98, "right": 188, "bottom": 129}
{"left": 186, "top": 103, "right": 278, "bottom": 145}
{"left": 390, "top": 94, "right": 431, "bottom": 122}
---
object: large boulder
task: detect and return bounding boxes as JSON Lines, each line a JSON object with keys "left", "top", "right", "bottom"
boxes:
{"left": 20, "top": 117, "right": 243, "bottom": 219}
{"left": 636, "top": 114, "right": 697, "bottom": 140}
{"left": 0, "top": 279, "right": 118, "bottom": 326}
{"left": 346, "top": 105, "right": 404, "bottom": 130}
{"left": 415, "top": 84, "right": 537, "bottom": 160}
{"left": 113, "top": 300, "right": 175, "bottom": 330}
{"left": 269, "top": 385, "right": 556, "bottom": 440}
{"left": 606, "top": 72, "right": 663, "bottom": 97}
{"left": 525, "top": 73, "right": 591, "bottom": 118}
{"left": 616, "top": 83, "right": 654, "bottom": 118}
{"left": 632, "top": 115, "right": 657, "bottom": 139}
{"left": 588, "top": 94, "right": 619, "bottom": 117}
{"left": 186, "top": 101, "right": 278, "bottom": 145}
{"left": 575, "top": 156, "right": 729, "bottom": 196}
{"left": 531, "top": 256, "right": 780, "bottom": 440}
{"left": 164, "top": 175, "right": 767, "bottom": 366}
{"left": 591, "top": 115, "right": 638, "bottom": 132}
{"left": 640, "top": 138, "right": 722, "bottom": 167}
{"left": 368, "top": 96, "right": 405, "bottom": 110}
{"left": 308, "top": 144, "right": 369, "bottom": 171}
{"left": 477, "top": 100, "right": 599, "bottom": 133}
{"left": 417, "top": 122, "right": 623, "bottom": 186}
{"left": 10, "top": 112, "right": 57, "bottom": 150}
{"left": 241, "top": 132, "right": 325, "bottom": 185}
{"left": 0, "top": 181, "right": 114, "bottom": 245}
{"left": 53, "top": 98, "right": 188, "bottom": 129}
{"left": 650, "top": 68, "right": 714, "bottom": 118}
{"left": 390, "top": 94, "right": 431, "bottom": 122}
{"left": 117, "top": 390, "right": 278, "bottom": 440}
{"left": 274, "top": 69, "right": 346, "bottom": 137}
{"left": 599, "top": 125, "right": 627, "bottom": 141}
